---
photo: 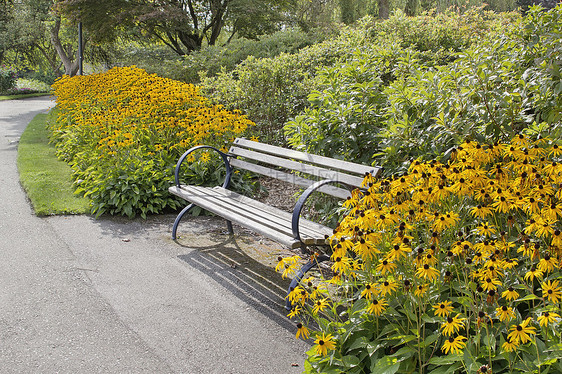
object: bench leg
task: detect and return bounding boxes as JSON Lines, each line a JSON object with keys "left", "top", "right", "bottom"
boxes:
{"left": 285, "top": 254, "right": 330, "bottom": 311}
{"left": 226, "top": 220, "right": 234, "bottom": 235}
{"left": 172, "top": 203, "right": 195, "bottom": 240}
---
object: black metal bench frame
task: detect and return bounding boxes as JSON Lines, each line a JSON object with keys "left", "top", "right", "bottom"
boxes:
{"left": 169, "top": 138, "right": 380, "bottom": 309}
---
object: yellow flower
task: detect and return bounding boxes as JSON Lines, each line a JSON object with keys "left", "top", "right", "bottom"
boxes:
{"left": 313, "top": 333, "right": 336, "bottom": 356}
{"left": 502, "top": 287, "right": 520, "bottom": 301}
{"left": 416, "top": 264, "right": 439, "bottom": 282}
{"left": 361, "top": 283, "right": 378, "bottom": 300}
{"left": 367, "top": 298, "right": 388, "bottom": 316}
{"left": 537, "top": 311, "right": 560, "bottom": 327}
{"left": 414, "top": 284, "right": 428, "bottom": 297}
{"left": 441, "top": 335, "right": 467, "bottom": 355}
{"left": 433, "top": 300, "right": 454, "bottom": 317}
{"left": 477, "top": 222, "right": 497, "bottom": 237}
{"left": 501, "top": 335, "right": 519, "bottom": 352}
{"left": 441, "top": 314, "right": 465, "bottom": 336}
{"left": 541, "top": 280, "right": 562, "bottom": 303}
{"left": 481, "top": 277, "right": 502, "bottom": 291}
{"left": 375, "top": 259, "right": 396, "bottom": 275}
{"left": 312, "top": 298, "right": 329, "bottom": 315}
{"left": 295, "top": 323, "right": 310, "bottom": 339}
{"left": 378, "top": 280, "right": 398, "bottom": 296}
{"left": 495, "top": 305, "right": 515, "bottom": 322}
{"left": 507, "top": 318, "right": 536, "bottom": 344}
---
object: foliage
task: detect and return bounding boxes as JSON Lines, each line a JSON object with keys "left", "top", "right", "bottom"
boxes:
{"left": 0, "top": 65, "right": 17, "bottom": 92}
{"left": 59, "top": 0, "right": 297, "bottom": 56}
{"left": 285, "top": 6, "right": 561, "bottom": 175}
{"left": 50, "top": 66, "right": 254, "bottom": 218}
{"left": 181, "top": 28, "right": 329, "bottom": 84}
{"left": 201, "top": 20, "right": 374, "bottom": 143}
{"left": 280, "top": 135, "right": 562, "bottom": 373}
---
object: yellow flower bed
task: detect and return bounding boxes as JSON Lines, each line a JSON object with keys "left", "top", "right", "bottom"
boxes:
{"left": 50, "top": 66, "right": 253, "bottom": 217}
{"left": 281, "top": 135, "right": 562, "bottom": 373}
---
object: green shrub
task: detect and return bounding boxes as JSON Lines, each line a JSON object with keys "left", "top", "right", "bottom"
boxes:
{"left": 0, "top": 65, "right": 17, "bottom": 92}
{"left": 50, "top": 67, "right": 254, "bottom": 218}
{"left": 206, "top": 10, "right": 514, "bottom": 145}
{"left": 202, "top": 21, "right": 374, "bottom": 144}
{"left": 182, "top": 28, "right": 330, "bottom": 84}
{"left": 285, "top": 6, "right": 561, "bottom": 176}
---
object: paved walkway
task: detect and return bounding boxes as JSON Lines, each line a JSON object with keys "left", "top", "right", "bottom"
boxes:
{"left": 0, "top": 97, "right": 309, "bottom": 373}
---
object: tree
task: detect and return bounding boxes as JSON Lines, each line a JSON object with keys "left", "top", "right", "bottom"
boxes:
{"left": 59, "top": 0, "right": 296, "bottom": 56}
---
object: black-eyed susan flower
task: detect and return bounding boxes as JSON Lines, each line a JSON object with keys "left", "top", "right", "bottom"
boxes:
{"left": 537, "top": 311, "right": 560, "bottom": 327}
{"left": 495, "top": 305, "right": 515, "bottom": 322}
{"left": 538, "top": 254, "right": 559, "bottom": 273}
{"left": 441, "top": 335, "right": 467, "bottom": 355}
{"left": 378, "top": 280, "right": 398, "bottom": 296}
{"left": 441, "top": 314, "right": 465, "bottom": 336}
{"left": 312, "top": 298, "right": 329, "bottom": 315}
{"left": 482, "top": 277, "right": 502, "bottom": 291}
{"left": 502, "top": 287, "right": 520, "bottom": 301}
{"left": 360, "top": 283, "right": 377, "bottom": 300}
{"left": 416, "top": 264, "right": 439, "bottom": 281}
{"left": 477, "top": 222, "right": 497, "bottom": 237}
{"left": 507, "top": 318, "right": 536, "bottom": 344}
{"left": 501, "top": 335, "right": 519, "bottom": 352}
{"left": 331, "top": 256, "right": 351, "bottom": 274}
{"left": 367, "top": 298, "right": 388, "bottom": 316}
{"left": 541, "top": 280, "right": 562, "bottom": 303}
{"left": 376, "top": 259, "right": 396, "bottom": 275}
{"left": 524, "top": 268, "right": 544, "bottom": 282}
{"left": 433, "top": 300, "right": 454, "bottom": 317}
{"left": 313, "top": 333, "right": 336, "bottom": 356}
{"left": 287, "top": 306, "right": 302, "bottom": 318}
{"left": 295, "top": 323, "right": 310, "bottom": 340}
{"left": 414, "top": 284, "right": 428, "bottom": 297}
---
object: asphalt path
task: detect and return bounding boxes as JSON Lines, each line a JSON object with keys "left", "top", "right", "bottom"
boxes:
{"left": 0, "top": 97, "right": 309, "bottom": 373}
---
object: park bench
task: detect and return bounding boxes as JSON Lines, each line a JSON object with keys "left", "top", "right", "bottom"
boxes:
{"left": 169, "top": 137, "right": 381, "bottom": 308}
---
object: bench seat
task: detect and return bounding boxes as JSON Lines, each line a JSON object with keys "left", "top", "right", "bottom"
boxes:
{"left": 169, "top": 185, "right": 333, "bottom": 249}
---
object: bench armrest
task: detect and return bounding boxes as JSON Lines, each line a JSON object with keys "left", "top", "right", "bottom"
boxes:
{"left": 174, "top": 145, "right": 233, "bottom": 189}
{"left": 291, "top": 179, "right": 353, "bottom": 244}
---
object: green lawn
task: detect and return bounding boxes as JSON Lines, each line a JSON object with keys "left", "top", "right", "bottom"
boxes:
{"left": 17, "top": 112, "right": 91, "bottom": 216}
{"left": 0, "top": 93, "right": 51, "bottom": 101}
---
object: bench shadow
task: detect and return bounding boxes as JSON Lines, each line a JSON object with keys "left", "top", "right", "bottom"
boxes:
{"left": 175, "top": 231, "right": 300, "bottom": 334}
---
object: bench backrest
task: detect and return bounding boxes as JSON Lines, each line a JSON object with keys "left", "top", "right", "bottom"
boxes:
{"left": 228, "top": 138, "right": 381, "bottom": 199}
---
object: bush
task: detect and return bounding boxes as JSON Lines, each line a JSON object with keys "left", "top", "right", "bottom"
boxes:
{"left": 206, "top": 9, "right": 514, "bottom": 146}
{"left": 202, "top": 21, "right": 374, "bottom": 144}
{"left": 50, "top": 66, "right": 254, "bottom": 218}
{"left": 280, "top": 134, "right": 562, "bottom": 374}
{"left": 0, "top": 65, "right": 17, "bottom": 92}
{"left": 182, "top": 28, "right": 330, "bottom": 84}
{"left": 285, "top": 6, "right": 561, "bottom": 176}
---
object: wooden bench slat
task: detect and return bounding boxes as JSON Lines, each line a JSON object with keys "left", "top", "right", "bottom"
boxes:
{"left": 207, "top": 186, "right": 333, "bottom": 240}
{"left": 229, "top": 158, "right": 351, "bottom": 200}
{"left": 233, "top": 138, "right": 380, "bottom": 177}
{"left": 188, "top": 186, "right": 331, "bottom": 243}
{"left": 170, "top": 186, "right": 331, "bottom": 248}
{"left": 229, "top": 146, "right": 365, "bottom": 188}
{"left": 170, "top": 186, "right": 300, "bottom": 248}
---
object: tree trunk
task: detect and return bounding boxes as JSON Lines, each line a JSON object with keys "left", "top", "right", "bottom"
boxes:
{"left": 49, "top": 17, "right": 80, "bottom": 76}
{"left": 378, "top": 0, "right": 390, "bottom": 19}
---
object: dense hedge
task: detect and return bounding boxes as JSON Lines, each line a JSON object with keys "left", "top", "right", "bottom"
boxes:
{"left": 50, "top": 66, "right": 254, "bottom": 218}
{"left": 203, "top": 9, "right": 517, "bottom": 145}
{"left": 285, "top": 6, "right": 561, "bottom": 175}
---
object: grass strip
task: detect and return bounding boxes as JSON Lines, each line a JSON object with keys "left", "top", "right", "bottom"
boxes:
{"left": 0, "top": 93, "right": 51, "bottom": 101}
{"left": 17, "top": 112, "right": 91, "bottom": 216}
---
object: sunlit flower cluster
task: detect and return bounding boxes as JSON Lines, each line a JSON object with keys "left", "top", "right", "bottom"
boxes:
{"left": 280, "top": 135, "right": 562, "bottom": 372}
{"left": 51, "top": 66, "right": 253, "bottom": 160}
{"left": 49, "top": 66, "right": 254, "bottom": 217}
